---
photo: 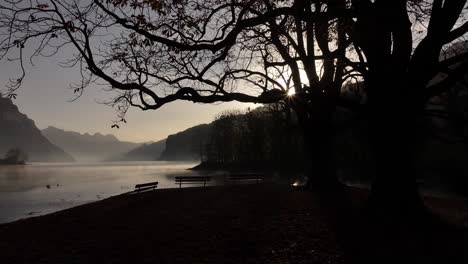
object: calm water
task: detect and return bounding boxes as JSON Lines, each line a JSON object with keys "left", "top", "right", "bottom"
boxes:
{"left": 0, "top": 161, "right": 220, "bottom": 224}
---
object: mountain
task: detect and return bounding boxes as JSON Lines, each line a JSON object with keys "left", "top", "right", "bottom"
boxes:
{"left": 42, "top": 126, "right": 141, "bottom": 162}
{"left": 110, "top": 139, "right": 166, "bottom": 161}
{"left": 0, "top": 97, "right": 74, "bottom": 162}
{"left": 159, "top": 124, "right": 212, "bottom": 161}
{"left": 113, "top": 123, "right": 211, "bottom": 161}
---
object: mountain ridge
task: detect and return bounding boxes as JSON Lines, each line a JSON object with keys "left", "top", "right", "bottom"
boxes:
{"left": 159, "top": 124, "right": 211, "bottom": 161}
{"left": 0, "top": 97, "right": 74, "bottom": 162}
{"left": 108, "top": 139, "right": 166, "bottom": 161}
{"left": 42, "top": 126, "right": 142, "bottom": 162}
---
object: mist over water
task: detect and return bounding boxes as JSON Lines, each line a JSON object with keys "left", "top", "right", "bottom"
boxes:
{"left": 0, "top": 161, "right": 208, "bottom": 224}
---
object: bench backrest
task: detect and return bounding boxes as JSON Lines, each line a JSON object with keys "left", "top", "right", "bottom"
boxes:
{"left": 175, "top": 176, "right": 211, "bottom": 182}
{"left": 135, "top": 181, "right": 159, "bottom": 189}
{"left": 228, "top": 173, "right": 264, "bottom": 179}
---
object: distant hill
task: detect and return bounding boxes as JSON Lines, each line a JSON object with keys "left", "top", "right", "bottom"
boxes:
{"left": 109, "top": 139, "right": 166, "bottom": 161}
{"left": 42, "top": 126, "right": 141, "bottom": 162}
{"left": 0, "top": 97, "right": 74, "bottom": 162}
{"left": 159, "top": 124, "right": 212, "bottom": 161}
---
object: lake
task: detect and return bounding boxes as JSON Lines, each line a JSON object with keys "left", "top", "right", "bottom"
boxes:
{"left": 0, "top": 161, "right": 221, "bottom": 224}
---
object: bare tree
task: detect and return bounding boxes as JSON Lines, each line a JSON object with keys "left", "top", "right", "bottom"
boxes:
{"left": 351, "top": 0, "right": 468, "bottom": 215}
{"left": 2, "top": 0, "right": 468, "bottom": 216}
{"left": 0, "top": 0, "right": 357, "bottom": 187}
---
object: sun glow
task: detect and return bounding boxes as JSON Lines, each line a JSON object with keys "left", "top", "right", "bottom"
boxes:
{"left": 287, "top": 88, "right": 296, "bottom": 96}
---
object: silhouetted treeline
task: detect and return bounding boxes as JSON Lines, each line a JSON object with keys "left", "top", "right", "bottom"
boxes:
{"left": 197, "top": 86, "right": 372, "bottom": 174}
{"left": 200, "top": 104, "right": 305, "bottom": 171}
{"left": 336, "top": 86, "right": 468, "bottom": 196}
{"left": 0, "top": 148, "right": 27, "bottom": 165}
{"left": 198, "top": 91, "right": 468, "bottom": 196}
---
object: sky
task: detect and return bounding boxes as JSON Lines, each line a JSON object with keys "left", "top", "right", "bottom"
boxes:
{"left": 0, "top": 49, "right": 255, "bottom": 143}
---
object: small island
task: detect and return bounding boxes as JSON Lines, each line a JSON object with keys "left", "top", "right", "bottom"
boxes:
{"left": 0, "top": 148, "right": 28, "bottom": 165}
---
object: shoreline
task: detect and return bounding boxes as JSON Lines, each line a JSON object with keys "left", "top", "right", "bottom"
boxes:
{"left": 190, "top": 161, "right": 305, "bottom": 173}
{"left": 3, "top": 182, "right": 467, "bottom": 226}
{"left": 1, "top": 184, "right": 468, "bottom": 263}
{"left": 192, "top": 161, "right": 468, "bottom": 200}
{"left": 0, "top": 161, "right": 26, "bottom": 165}
{"left": 0, "top": 161, "right": 200, "bottom": 224}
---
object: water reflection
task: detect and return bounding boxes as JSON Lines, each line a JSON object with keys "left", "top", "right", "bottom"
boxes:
{"left": 0, "top": 161, "right": 201, "bottom": 223}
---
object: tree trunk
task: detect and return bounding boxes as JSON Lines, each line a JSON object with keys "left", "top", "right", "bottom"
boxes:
{"left": 368, "top": 119, "right": 423, "bottom": 214}
{"left": 298, "top": 108, "right": 341, "bottom": 191}
{"left": 366, "top": 78, "right": 426, "bottom": 220}
{"left": 298, "top": 107, "right": 369, "bottom": 264}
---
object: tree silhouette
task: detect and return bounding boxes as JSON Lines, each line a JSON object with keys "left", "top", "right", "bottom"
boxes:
{"left": 0, "top": 0, "right": 354, "bottom": 188}
{"left": 351, "top": 0, "right": 468, "bottom": 215}
{"left": 204, "top": 106, "right": 303, "bottom": 168}
{"left": 2, "top": 0, "right": 468, "bottom": 215}
{"left": 3, "top": 147, "right": 28, "bottom": 164}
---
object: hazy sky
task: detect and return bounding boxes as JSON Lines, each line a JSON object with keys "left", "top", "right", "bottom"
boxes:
{"left": 0, "top": 50, "right": 255, "bottom": 143}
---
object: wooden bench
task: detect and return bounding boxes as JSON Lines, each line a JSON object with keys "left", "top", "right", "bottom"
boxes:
{"left": 132, "top": 181, "right": 159, "bottom": 193}
{"left": 228, "top": 173, "right": 264, "bottom": 184}
{"left": 175, "top": 176, "right": 211, "bottom": 189}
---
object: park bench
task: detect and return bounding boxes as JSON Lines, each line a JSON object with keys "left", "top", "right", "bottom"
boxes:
{"left": 228, "top": 173, "right": 264, "bottom": 184}
{"left": 175, "top": 176, "right": 211, "bottom": 188}
{"left": 132, "top": 181, "right": 159, "bottom": 193}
